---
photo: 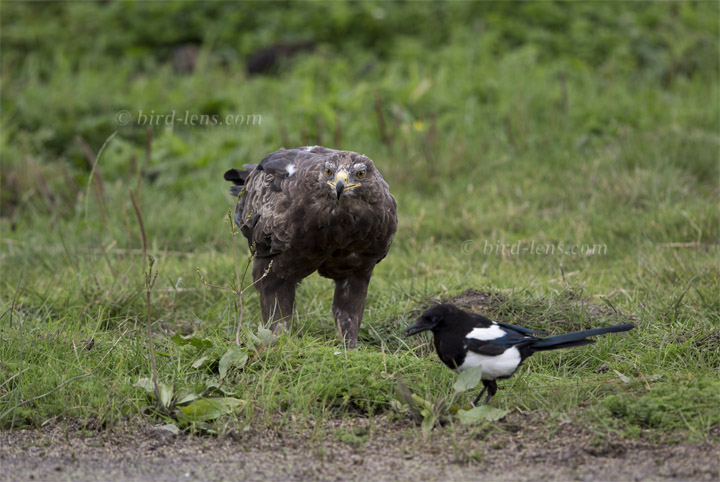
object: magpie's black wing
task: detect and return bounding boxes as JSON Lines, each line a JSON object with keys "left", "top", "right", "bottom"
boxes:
{"left": 465, "top": 339, "right": 508, "bottom": 356}
{"left": 469, "top": 314, "right": 547, "bottom": 336}
{"left": 495, "top": 321, "right": 548, "bottom": 336}
{"left": 465, "top": 322, "right": 537, "bottom": 355}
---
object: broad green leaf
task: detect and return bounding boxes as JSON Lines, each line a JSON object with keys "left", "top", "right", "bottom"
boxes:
{"left": 421, "top": 413, "right": 436, "bottom": 437}
{"left": 453, "top": 366, "right": 483, "bottom": 393}
{"left": 411, "top": 394, "right": 433, "bottom": 411}
{"left": 255, "top": 324, "right": 276, "bottom": 346}
{"left": 395, "top": 377, "right": 422, "bottom": 423}
{"left": 457, "top": 405, "right": 508, "bottom": 425}
{"left": 175, "top": 388, "right": 201, "bottom": 405}
{"left": 171, "top": 334, "right": 213, "bottom": 350}
{"left": 157, "top": 423, "right": 179, "bottom": 436}
{"left": 191, "top": 355, "right": 210, "bottom": 369}
{"left": 135, "top": 377, "right": 154, "bottom": 393}
{"left": 196, "top": 422, "right": 217, "bottom": 434}
{"left": 177, "top": 397, "right": 244, "bottom": 422}
{"left": 219, "top": 347, "right": 248, "bottom": 378}
{"left": 613, "top": 369, "right": 631, "bottom": 383}
{"left": 203, "top": 380, "right": 236, "bottom": 396}
{"left": 159, "top": 383, "right": 174, "bottom": 409}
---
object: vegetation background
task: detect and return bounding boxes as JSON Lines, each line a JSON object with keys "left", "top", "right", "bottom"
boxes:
{"left": 1, "top": 0, "right": 718, "bottom": 472}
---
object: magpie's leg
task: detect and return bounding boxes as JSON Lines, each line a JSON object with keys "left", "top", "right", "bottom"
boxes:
{"left": 472, "top": 385, "right": 488, "bottom": 406}
{"left": 482, "top": 380, "right": 498, "bottom": 405}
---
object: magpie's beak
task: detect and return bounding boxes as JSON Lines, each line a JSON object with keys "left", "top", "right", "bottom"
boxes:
{"left": 404, "top": 317, "right": 436, "bottom": 337}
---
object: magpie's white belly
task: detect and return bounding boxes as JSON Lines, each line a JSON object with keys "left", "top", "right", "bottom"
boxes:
{"left": 459, "top": 346, "right": 521, "bottom": 380}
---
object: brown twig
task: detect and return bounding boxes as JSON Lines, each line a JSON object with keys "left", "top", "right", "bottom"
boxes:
{"left": 59, "top": 158, "right": 80, "bottom": 193}
{"left": 374, "top": 91, "right": 391, "bottom": 147}
{"left": 120, "top": 200, "right": 133, "bottom": 243}
{"left": 76, "top": 137, "right": 110, "bottom": 236}
{"left": 333, "top": 116, "right": 342, "bottom": 147}
{"left": 315, "top": 116, "right": 323, "bottom": 146}
{"left": 196, "top": 260, "right": 271, "bottom": 346}
{"left": 79, "top": 132, "right": 116, "bottom": 237}
{"left": 423, "top": 112, "right": 438, "bottom": 166}
{"left": 8, "top": 274, "right": 22, "bottom": 329}
{"left": 26, "top": 155, "right": 55, "bottom": 212}
{"left": 279, "top": 121, "right": 291, "bottom": 147}
{"left": 96, "top": 233, "right": 118, "bottom": 281}
{"left": 138, "top": 127, "right": 153, "bottom": 204}
{"left": 76, "top": 135, "right": 106, "bottom": 195}
{"left": 129, "top": 153, "right": 142, "bottom": 204}
{"left": 129, "top": 189, "right": 148, "bottom": 267}
{"left": 559, "top": 71, "right": 568, "bottom": 114}
{"left": 144, "top": 255, "right": 162, "bottom": 411}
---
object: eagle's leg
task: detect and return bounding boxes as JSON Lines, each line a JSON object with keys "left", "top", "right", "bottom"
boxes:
{"left": 253, "top": 259, "right": 295, "bottom": 333}
{"left": 332, "top": 270, "right": 372, "bottom": 348}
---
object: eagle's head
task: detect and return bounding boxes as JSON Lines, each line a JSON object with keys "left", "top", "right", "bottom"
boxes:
{"left": 322, "top": 153, "right": 375, "bottom": 199}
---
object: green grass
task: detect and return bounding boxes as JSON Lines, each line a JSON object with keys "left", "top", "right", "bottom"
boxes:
{"left": 1, "top": 1, "right": 719, "bottom": 443}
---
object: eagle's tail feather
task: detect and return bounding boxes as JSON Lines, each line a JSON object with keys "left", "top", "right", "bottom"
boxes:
{"left": 224, "top": 165, "right": 258, "bottom": 196}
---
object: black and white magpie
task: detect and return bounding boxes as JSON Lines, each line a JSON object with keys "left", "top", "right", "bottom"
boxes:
{"left": 404, "top": 303, "right": 634, "bottom": 405}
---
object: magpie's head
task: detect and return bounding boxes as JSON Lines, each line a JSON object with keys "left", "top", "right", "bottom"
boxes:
{"left": 404, "top": 303, "right": 463, "bottom": 336}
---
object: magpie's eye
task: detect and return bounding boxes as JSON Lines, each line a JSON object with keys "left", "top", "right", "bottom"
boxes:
{"left": 325, "top": 168, "right": 333, "bottom": 176}
{"left": 356, "top": 170, "right": 366, "bottom": 179}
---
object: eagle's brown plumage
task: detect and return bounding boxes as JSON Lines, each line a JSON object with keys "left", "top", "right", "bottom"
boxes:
{"left": 224, "top": 146, "right": 397, "bottom": 347}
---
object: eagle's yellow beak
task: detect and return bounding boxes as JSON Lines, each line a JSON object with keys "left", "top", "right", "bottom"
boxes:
{"left": 328, "top": 170, "right": 359, "bottom": 197}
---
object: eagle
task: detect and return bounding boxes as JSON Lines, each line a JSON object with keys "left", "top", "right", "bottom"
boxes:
{"left": 224, "top": 146, "right": 398, "bottom": 347}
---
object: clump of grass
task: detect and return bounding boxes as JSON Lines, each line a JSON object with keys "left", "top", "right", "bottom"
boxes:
{"left": 239, "top": 339, "right": 453, "bottom": 417}
{"left": 601, "top": 378, "right": 720, "bottom": 434}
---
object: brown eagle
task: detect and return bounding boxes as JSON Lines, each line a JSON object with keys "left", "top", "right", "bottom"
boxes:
{"left": 224, "top": 146, "right": 397, "bottom": 347}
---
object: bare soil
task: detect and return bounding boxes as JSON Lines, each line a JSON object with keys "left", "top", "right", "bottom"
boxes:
{"left": 2, "top": 415, "right": 718, "bottom": 482}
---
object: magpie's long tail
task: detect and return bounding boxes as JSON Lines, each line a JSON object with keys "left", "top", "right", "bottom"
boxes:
{"left": 530, "top": 323, "right": 634, "bottom": 351}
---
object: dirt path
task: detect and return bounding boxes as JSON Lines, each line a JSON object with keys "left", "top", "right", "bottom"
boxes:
{"left": 2, "top": 417, "right": 718, "bottom": 481}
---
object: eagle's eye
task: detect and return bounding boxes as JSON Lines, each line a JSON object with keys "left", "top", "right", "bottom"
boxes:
{"left": 356, "top": 170, "right": 366, "bottom": 179}
{"left": 325, "top": 168, "right": 333, "bottom": 177}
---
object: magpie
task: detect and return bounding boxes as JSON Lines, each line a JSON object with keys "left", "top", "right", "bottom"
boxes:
{"left": 404, "top": 303, "right": 634, "bottom": 405}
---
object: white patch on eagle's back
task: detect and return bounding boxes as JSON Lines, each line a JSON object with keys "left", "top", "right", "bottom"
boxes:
{"left": 467, "top": 324, "right": 505, "bottom": 341}
{"left": 460, "top": 346, "right": 521, "bottom": 380}
{"left": 286, "top": 164, "right": 296, "bottom": 176}
{"left": 302, "top": 145, "right": 319, "bottom": 151}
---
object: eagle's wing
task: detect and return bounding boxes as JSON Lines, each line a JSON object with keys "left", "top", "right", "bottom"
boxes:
{"left": 232, "top": 146, "right": 340, "bottom": 258}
